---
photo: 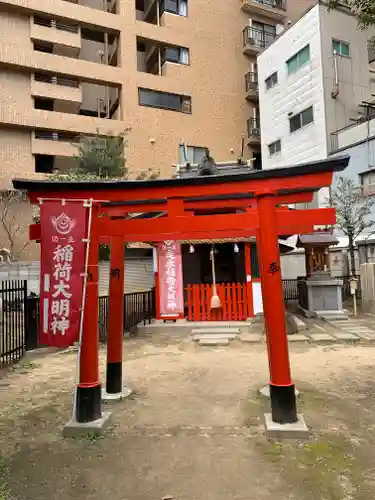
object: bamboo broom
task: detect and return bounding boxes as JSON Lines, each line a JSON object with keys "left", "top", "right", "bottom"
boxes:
{"left": 210, "top": 245, "right": 221, "bottom": 309}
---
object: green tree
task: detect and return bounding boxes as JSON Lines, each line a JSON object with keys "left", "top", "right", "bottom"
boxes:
{"left": 328, "top": 1, "right": 375, "bottom": 46}
{"left": 75, "top": 130, "right": 128, "bottom": 178}
{"left": 49, "top": 129, "right": 129, "bottom": 181}
{"left": 330, "top": 176, "right": 375, "bottom": 275}
{"left": 49, "top": 128, "right": 159, "bottom": 181}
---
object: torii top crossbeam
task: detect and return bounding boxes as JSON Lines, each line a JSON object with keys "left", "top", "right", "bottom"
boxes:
{"left": 14, "top": 156, "right": 349, "bottom": 244}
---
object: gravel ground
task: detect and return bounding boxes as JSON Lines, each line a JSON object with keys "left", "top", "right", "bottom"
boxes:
{"left": 1, "top": 338, "right": 375, "bottom": 500}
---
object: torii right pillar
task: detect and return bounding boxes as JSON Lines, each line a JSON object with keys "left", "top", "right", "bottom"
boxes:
{"left": 257, "top": 192, "right": 307, "bottom": 436}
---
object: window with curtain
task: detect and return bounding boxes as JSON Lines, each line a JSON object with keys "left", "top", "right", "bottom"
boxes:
{"left": 164, "top": 46, "right": 190, "bottom": 65}
{"left": 161, "top": 0, "right": 188, "bottom": 16}
{"left": 287, "top": 45, "right": 310, "bottom": 74}
{"left": 252, "top": 21, "right": 276, "bottom": 48}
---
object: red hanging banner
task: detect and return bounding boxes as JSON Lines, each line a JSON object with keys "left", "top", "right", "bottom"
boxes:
{"left": 40, "top": 201, "right": 88, "bottom": 348}
{"left": 157, "top": 240, "right": 184, "bottom": 319}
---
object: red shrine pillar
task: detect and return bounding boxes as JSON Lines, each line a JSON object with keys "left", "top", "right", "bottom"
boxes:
{"left": 256, "top": 228, "right": 272, "bottom": 377}
{"left": 257, "top": 192, "right": 297, "bottom": 424}
{"left": 76, "top": 206, "right": 101, "bottom": 423}
{"left": 105, "top": 236, "right": 125, "bottom": 395}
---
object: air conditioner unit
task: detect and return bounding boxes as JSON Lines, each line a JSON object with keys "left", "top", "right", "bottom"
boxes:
{"left": 251, "top": 127, "right": 260, "bottom": 136}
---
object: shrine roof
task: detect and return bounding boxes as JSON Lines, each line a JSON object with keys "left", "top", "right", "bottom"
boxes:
{"left": 13, "top": 156, "right": 349, "bottom": 193}
{"left": 297, "top": 232, "right": 339, "bottom": 247}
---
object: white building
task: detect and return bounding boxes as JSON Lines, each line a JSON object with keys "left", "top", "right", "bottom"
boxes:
{"left": 330, "top": 111, "right": 375, "bottom": 181}
{"left": 257, "top": 0, "right": 374, "bottom": 206}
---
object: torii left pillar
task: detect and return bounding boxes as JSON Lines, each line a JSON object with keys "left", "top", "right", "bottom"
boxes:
{"left": 102, "top": 236, "right": 132, "bottom": 400}
{"left": 64, "top": 207, "right": 111, "bottom": 436}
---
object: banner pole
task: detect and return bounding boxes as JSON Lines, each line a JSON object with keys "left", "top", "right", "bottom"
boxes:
{"left": 72, "top": 198, "right": 93, "bottom": 421}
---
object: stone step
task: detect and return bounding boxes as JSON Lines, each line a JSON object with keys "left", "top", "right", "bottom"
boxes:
{"left": 192, "top": 333, "right": 238, "bottom": 341}
{"left": 198, "top": 338, "right": 230, "bottom": 346}
{"left": 192, "top": 327, "right": 240, "bottom": 335}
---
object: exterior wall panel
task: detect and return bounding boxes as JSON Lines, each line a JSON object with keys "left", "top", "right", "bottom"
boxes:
{"left": 258, "top": 4, "right": 327, "bottom": 171}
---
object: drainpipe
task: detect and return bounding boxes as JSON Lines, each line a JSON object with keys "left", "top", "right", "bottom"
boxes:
{"left": 104, "top": 33, "right": 110, "bottom": 118}
{"left": 331, "top": 50, "right": 339, "bottom": 98}
{"left": 158, "top": 46, "right": 162, "bottom": 76}
{"left": 156, "top": 0, "right": 160, "bottom": 26}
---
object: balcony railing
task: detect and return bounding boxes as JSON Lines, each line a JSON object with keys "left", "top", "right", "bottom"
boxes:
{"left": 247, "top": 117, "right": 261, "bottom": 138}
{"left": 34, "top": 73, "right": 80, "bottom": 88}
{"left": 34, "top": 130, "right": 80, "bottom": 142}
{"left": 243, "top": 27, "right": 276, "bottom": 50}
{"left": 34, "top": 16, "right": 79, "bottom": 34}
{"left": 245, "top": 72, "right": 258, "bottom": 92}
{"left": 253, "top": 0, "right": 286, "bottom": 11}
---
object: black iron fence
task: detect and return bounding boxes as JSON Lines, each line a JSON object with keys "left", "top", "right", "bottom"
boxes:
{"left": 1, "top": 286, "right": 155, "bottom": 366}
{"left": 0, "top": 280, "right": 28, "bottom": 365}
{"left": 98, "top": 289, "right": 156, "bottom": 340}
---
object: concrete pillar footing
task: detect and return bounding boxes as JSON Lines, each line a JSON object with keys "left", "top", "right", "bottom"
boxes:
{"left": 264, "top": 413, "right": 310, "bottom": 439}
{"left": 101, "top": 386, "right": 132, "bottom": 401}
{"left": 63, "top": 411, "right": 112, "bottom": 438}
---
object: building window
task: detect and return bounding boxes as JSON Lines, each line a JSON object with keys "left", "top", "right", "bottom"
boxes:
{"left": 35, "top": 154, "right": 54, "bottom": 174}
{"left": 164, "top": 46, "right": 189, "bottom": 65}
{"left": 268, "top": 139, "right": 281, "bottom": 156}
{"left": 33, "top": 41, "right": 53, "bottom": 53}
{"left": 160, "top": 0, "right": 188, "bottom": 16}
{"left": 138, "top": 88, "right": 191, "bottom": 113}
{"left": 178, "top": 145, "right": 206, "bottom": 164}
{"left": 332, "top": 39, "right": 350, "bottom": 57}
{"left": 251, "top": 21, "right": 276, "bottom": 49}
{"left": 287, "top": 45, "right": 310, "bottom": 74}
{"left": 289, "top": 106, "right": 314, "bottom": 133}
{"left": 265, "top": 71, "right": 278, "bottom": 90}
{"left": 34, "top": 97, "right": 54, "bottom": 111}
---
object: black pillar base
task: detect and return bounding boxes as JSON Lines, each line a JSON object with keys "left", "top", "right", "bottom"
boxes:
{"left": 76, "top": 384, "right": 102, "bottom": 423}
{"left": 269, "top": 384, "right": 298, "bottom": 424}
{"left": 106, "top": 362, "right": 122, "bottom": 394}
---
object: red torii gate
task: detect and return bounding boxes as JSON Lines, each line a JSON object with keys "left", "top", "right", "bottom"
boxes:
{"left": 14, "top": 155, "right": 348, "bottom": 430}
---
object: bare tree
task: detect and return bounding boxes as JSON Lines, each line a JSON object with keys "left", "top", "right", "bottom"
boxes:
{"left": 330, "top": 176, "right": 375, "bottom": 275}
{"left": 0, "top": 190, "right": 31, "bottom": 261}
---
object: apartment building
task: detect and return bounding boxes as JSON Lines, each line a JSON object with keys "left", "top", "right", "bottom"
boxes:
{"left": 0, "top": 0, "right": 317, "bottom": 191}
{"left": 257, "top": 2, "right": 374, "bottom": 176}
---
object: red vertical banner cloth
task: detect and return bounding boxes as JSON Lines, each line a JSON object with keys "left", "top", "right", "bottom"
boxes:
{"left": 40, "top": 201, "right": 88, "bottom": 348}
{"left": 157, "top": 240, "right": 184, "bottom": 319}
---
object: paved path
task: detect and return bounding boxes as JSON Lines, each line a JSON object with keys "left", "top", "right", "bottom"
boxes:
{"left": 239, "top": 315, "right": 375, "bottom": 345}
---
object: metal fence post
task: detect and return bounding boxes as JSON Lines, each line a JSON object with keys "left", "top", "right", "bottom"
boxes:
{"left": 25, "top": 294, "right": 39, "bottom": 351}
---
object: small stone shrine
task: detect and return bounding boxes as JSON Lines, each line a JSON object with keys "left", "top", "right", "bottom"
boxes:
{"left": 297, "top": 231, "right": 346, "bottom": 319}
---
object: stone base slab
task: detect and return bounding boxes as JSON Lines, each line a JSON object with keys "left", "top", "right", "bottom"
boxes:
{"left": 102, "top": 386, "right": 132, "bottom": 401}
{"left": 63, "top": 411, "right": 111, "bottom": 438}
{"left": 264, "top": 413, "right": 309, "bottom": 439}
